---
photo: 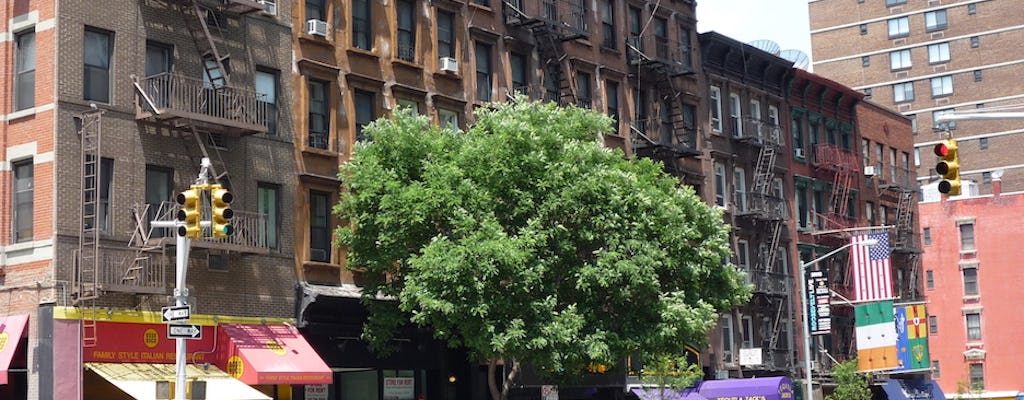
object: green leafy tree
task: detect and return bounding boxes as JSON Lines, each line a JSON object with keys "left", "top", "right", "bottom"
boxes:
{"left": 826, "top": 360, "right": 872, "bottom": 400}
{"left": 336, "top": 99, "right": 750, "bottom": 400}
{"left": 635, "top": 352, "right": 703, "bottom": 400}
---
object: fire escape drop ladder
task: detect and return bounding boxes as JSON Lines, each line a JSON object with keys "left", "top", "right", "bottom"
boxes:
{"left": 75, "top": 110, "right": 104, "bottom": 305}
{"left": 180, "top": 1, "right": 231, "bottom": 89}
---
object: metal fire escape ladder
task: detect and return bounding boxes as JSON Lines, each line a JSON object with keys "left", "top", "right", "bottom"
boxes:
{"left": 894, "top": 189, "right": 915, "bottom": 247}
{"left": 179, "top": 1, "right": 231, "bottom": 88}
{"left": 535, "top": 27, "right": 577, "bottom": 107}
{"left": 655, "top": 78, "right": 695, "bottom": 154}
{"left": 756, "top": 221, "right": 783, "bottom": 274}
{"left": 829, "top": 154, "right": 854, "bottom": 219}
{"left": 74, "top": 110, "right": 104, "bottom": 304}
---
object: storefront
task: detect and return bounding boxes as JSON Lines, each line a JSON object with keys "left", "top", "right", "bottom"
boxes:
{"left": 882, "top": 379, "right": 946, "bottom": 400}
{"left": 50, "top": 307, "right": 331, "bottom": 399}
{"left": 698, "top": 376, "right": 794, "bottom": 400}
{"left": 0, "top": 314, "right": 29, "bottom": 399}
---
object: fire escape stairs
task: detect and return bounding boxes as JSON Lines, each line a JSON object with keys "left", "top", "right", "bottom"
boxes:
{"left": 179, "top": 1, "right": 231, "bottom": 89}
{"left": 533, "top": 27, "right": 577, "bottom": 107}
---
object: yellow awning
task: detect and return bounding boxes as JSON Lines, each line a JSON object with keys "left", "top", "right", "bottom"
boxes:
{"left": 86, "top": 363, "right": 271, "bottom": 400}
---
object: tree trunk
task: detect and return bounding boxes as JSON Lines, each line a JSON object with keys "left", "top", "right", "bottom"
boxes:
{"left": 488, "top": 359, "right": 501, "bottom": 400}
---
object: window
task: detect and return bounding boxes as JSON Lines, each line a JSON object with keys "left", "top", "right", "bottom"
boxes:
{"left": 654, "top": 17, "right": 668, "bottom": 60}
{"left": 963, "top": 266, "right": 979, "bottom": 295}
{"left": 966, "top": 313, "right": 981, "bottom": 340}
{"left": 397, "top": 98, "right": 419, "bottom": 114}
{"left": 859, "top": 24, "right": 868, "bottom": 35}
{"left": 257, "top": 183, "right": 280, "bottom": 250}
{"left": 960, "top": 223, "right": 975, "bottom": 251}
{"left": 734, "top": 168, "right": 747, "bottom": 211}
{"left": 982, "top": 171, "right": 991, "bottom": 183}
{"left": 729, "top": 93, "right": 742, "bottom": 138}
{"left": 880, "top": 205, "right": 889, "bottom": 225}
{"left": 893, "top": 82, "right": 914, "bottom": 103}
{"left": 911, "top": 115, "right": 918, "bottom": 134}
{"left": 437, "top": 11, "right": 455, "bottom": 59}
{"left": 971, "top": 36, "right": 980, "bottom": 48}
{"left": 890, "top": 49, "right": 911, "bottom": 70}
{"left": 931, "top": 76, "right": 953, "bottom": 97}
{"left": 472, "top": 0, "right": 490, "bottom": 6}
{"left": 14, "top": 30, "right": 35, "bottom": 111}
{"left": 679, "top": 27, "right": 692, "bottom": 67}
{"left": 396, "top": 0, "right": 416, "bottom": 61}
{"left": 714, "top": 162, "right": 727, "bottom": 207}
{"left": 601, "top": 0, "right": 615, "bottom": 49}
{"left": 855, "top": 55, "right": 867, "bottom": 68}
{"left": 978, "top": 137, "right": 989, "bottom": 150}
{"left": 792, "top": 115, "right": 804, "bottom": 155}
{"left": 606, "top": 81, "right": 619, "bottom": 131}
{"left": 255, "top": 68, "right": 279, "bottom": 134}
{"left": 355, "top": 89, "right": 375, "bottom": 141}
{"left": 576, "top": 72, "right": 591, "bottom": 109}
{"left": 928, "top": 43, "right": 950, "bottom": 64}
{"left": 736, "top": 240, "right": 749, "bottom": 270}
{"left": 310, "top": 191, "right": 332, "bottom": 262}
{"left": 306, "top": 0, "right": 325, "bottom": 21}
{"left": 710, "top": 86, "right": 723, "bottom": 132}
{"left": 741, "top": 315, "right": 753, "bottom": 348}
{"left": 749, "top": 100, "right": 761, "bottom": 122}
{"left": 352, "top": 0, "right": 372, "bottom": 50}
{"left": 923, "top": 227, "right": 931, "bottom": 245}
{"left": 12, "top": 160, "right": 33, "bottom": 243}
{"left": 876, "top": 143, "right": 885, "bottom": 180}
{"left": 307, "top": 79, "right": 329, "bottom": 149}
{"left": 438, "top": 108, "right": 459, "bottom": 131}
{"left": 915, "top": 147, "right": 921, "bottom": 166}
{"left": 926, "top": 270, "right": 934, "bottom": 289}
{"left": 85, "top": 157, "right": 114, "bottom": 233}
{"left": 888, "top": 17, "right": 909, "bottom": 38}
{"left": 145, "top": 166, "right": 173, "bottom": 238}
{"left": 866, "top": 202, "right": 875, "bottom": 226}
{"left": 925, "top": 9, "right": 948, "bottom": 32}
{"left": 933, "top": 361, "right": 941, "bottom": 379}
{"left": 768, "top": 105, "right": 779, "bottom": 127}
{"left": 886, "top": 0, "right": 906, "bottom": 5}
{"left": 796, "top": 185, "right": 808, "bottom": 228}
{"left": 968, "top": 4, "right": 977, "bottom": 14}
{"left": 84, "top": 28, "right": 113, "bottom": 103}
{"left": 863, "top": 88, "right": 873, "bottom": 98}
{"left": 969, "top": 364, "right": 984, "bottom": 390}
{"left": 974, "top": 70, "right": 983, "bottom": 82}
{"left": 721, "top": 314, "right": 734, "bottom": 362}
{"left": 511, "top": 53, "right": 527, "bottom": 94}
{"left": 934, "top": 109, "right": 956, "bottom": 130}
{"left": 475, "top": 42, "right": 492, "bottom": 101}
{"left": 628, "top": 7, "right": 642, "bottom": 50}
{"left": 145, "top": 41, "right": 172, "bottom": 77}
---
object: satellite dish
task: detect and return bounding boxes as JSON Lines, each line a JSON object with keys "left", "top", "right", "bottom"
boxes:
{"left": 749, "top": 40, "right": 781, "bottom": 56}
{"left": 780, "top": 49, "right": 811, "bottom": 70}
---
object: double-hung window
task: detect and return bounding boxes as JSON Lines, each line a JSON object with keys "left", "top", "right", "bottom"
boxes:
{"left": 352, "top": 0, "right": 372, "bottom": 50}
{"left": 960, "top": 223, "right": 975, "bottom": 251}
{"left": 258, "top": 183, "right": 280, "bottom": 250}
{"left": 255, "top": 68, "right": 279, "bottom": 134}
{"left": 511, "top": 53, "right": 527, "bottom": 94}
{"left": 931, "top": 76, "right": 953, "bottom": 97}
{"left": 606, "top": 81, "right": 619, "bottom": 131}
{"left": 309, "top": 191, "right": 331, "bottom": 262}
{"left": 355, "top": 89, "right": 375, "bottom": 141}
{"left": 890, "top": 49, "right": 912, "bottom": 70}
{"left": 734, "top": 168, "right": 747, "bottom": 211}
{"left": 893, "top": 82, "right": 914, "bottom": 103}
{"left": 475, "top": 42, "right": 492, "bottom": 101}
{"left": 928, "top": 43, "right": 950, "bottom": 64}
{"left": 84, "top": 27, "right": 113, "bottom": 103}
{"left": 12, "top": 160, "right": 33, "bottom": 243}
{"left": 963, "top": 266, "right": 978, "bottom": 295}
{"left": 925, "top": 10, "right": 948, "bottom": 32}
{"left": 710, "top": 86, "right": 722, "bottom": 132}
{"left": 396, "top": 0, "right": 416, "bottom": 61}
{"left": 887, "top": 17, "right": 910, "bottom": 38}
{"left": 601, "top": 0, "right": 615, "bottom": 49}
{"left": 714, "top": 163, "right": 727, "bottom": 207}
{"left": 14, "top": 30, "right": 35, "bottom": 111}
{"left": 729, "top": 93, "right": 742, "bottom": 138}
{"left": 966, "top": 313, "right": 981, "bottom": 340}
{"left": 576, "top": 72, "right": 591, "bottom": 109}
{"left": 437, "top": 11, "right": 455, "bottom": 59}
{"left": 306, "top": 0, "right": 325, "bottom": 21}
{"left": 307, "top": 79, "right": 329, "bottom": 149}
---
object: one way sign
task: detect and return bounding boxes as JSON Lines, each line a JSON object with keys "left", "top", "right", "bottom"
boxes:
{"left": 167, "top": 324, "right": 202, "bottom": 340}
{"left": 161, "top": 305, "right": 191, "bottom": 323}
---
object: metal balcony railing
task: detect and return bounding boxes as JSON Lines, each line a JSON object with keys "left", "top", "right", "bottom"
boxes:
{"left": 148, "top": 201, "right": 270, "bottom": 253}
{"left": 503, "top": 0, "right": 587, "bottom": 37}
{"left": 74, "top": 246, "right": 166, "bottom": 295}
{"left": 735, "top": 117, "right": 783, "bottom": 147}
{"left": 751, "top": 270, "right": 789, "bottom": 296}
{"left": 813, "top": 143, "right": 858, "bottom": 171}
{"left": 743, "top": 194, "right": 789, "bottom": 221}
{"left": 627, "top": 33, "right": 695, "bottom": 75}
{"left": 134, "top": 73, "right": 268, "bottom": 134}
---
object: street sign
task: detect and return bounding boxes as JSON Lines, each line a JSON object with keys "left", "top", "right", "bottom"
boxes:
{"left": 161, "top": 305, "right": 191, "bottom": 323}
{"left": 167, "top": 324, "right": 202, "bottom": 340}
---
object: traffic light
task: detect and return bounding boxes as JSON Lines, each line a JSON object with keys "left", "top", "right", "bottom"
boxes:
{"left": 934, "top": 139, "right": 961, "bottom": 196}
{"left": 210, "top": 184, "right": 234, "bottom": 238}
{"left": 176, "top": 187, "right": 202, "bottom": 238}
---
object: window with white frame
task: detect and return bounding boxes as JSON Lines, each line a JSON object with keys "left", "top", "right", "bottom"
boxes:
{"left": 734, "top": 168, "right": 747, "bottom": 211}
{"left": 721, "top": 314, "right": 735, "bottom": 363}
{"left": 963, "top": 265, "right": 979, "bottom": 295}
{"left": 12, "top": 159, "right": 34, "bottom": 243}
{"left": 969, "top": 363, "right": 984, "bottom": 390}
{"left": 960, "top": 222, "right": 976, "bottom": 251}
{"left": 890, "top": 49, "right": 912, "bottom": 70}
{"left": 915, "top": 148, "right": 921, "bottom": 166}
{"left": 749, "top": 99, "right": 762, "bottom": 121}
{"left": 768, "top": 105, "right": 779, "bottom": 126}
{"left": 966, "top": 312, "right": 981, "bottom": 340}
{"left": 14, "top": 30, "right": 35, "bottom": 111}
{"left": 710, "top": 86, "right": 723, "bottom": 132}
{"left": 729, "top": 93, "right": 742, "bottom": 137}
{"left": 925, "top": 9, "right": 948, "bottom": 32}
{"left": 714, "top": 162, "right": 727, "bottom": 207}
{"left": 931, "top": 76, "right": 953, "bottom": 97}
{"left": 438, "top": 108, "right": 459, "bottom": 131}
{"left": 888, "top": 17, "right": 909, "bottom": 38}
{"left": 893, "top": 82, "right": 914, "bottom": 103}
{"left": 928, "top": 42, "right": 950, "bottom": 64}
{"left": 741, "top": 315, "right": 753, "bottom": 348}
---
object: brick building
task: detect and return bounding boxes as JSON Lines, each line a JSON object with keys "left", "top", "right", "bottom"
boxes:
{"left": 809, "top": 0, "right": 1024, "bottom": 195}
{"left": 1, "top": 0, "right": 331, "bottom": 399}
{"left": 918, "top": 181, "right": 1023, "bottom": 397}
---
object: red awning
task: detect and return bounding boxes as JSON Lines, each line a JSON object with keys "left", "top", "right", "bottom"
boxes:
{"left": 216, "top": 324, "right": 332, "bottom": 385}
{"left": 0, "top": 314, "right": 29, "bottom": 385}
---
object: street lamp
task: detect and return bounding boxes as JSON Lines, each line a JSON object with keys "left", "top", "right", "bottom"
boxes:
{"left": 798, "top": 238, "right": 878, "bottom": 400}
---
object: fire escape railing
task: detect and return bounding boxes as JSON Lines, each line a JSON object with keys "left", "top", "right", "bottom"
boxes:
{"left": 134, "top": 73, "right": 269, "bottom": 132}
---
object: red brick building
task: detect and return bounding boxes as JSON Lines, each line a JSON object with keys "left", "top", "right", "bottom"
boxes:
{"left": 918, "top": 181, "right": 1024, "bottom": 397}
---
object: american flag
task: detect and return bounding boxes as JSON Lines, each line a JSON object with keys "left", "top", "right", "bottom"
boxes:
{"left": 851, "top": 232, "right": 893, "bottom": 302}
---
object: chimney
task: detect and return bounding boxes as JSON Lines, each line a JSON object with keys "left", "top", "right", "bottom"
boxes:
{"left": 993, "top": 177, "right": 1002, "bottom": 197}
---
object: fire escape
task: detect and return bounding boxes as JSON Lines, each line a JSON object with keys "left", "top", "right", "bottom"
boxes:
{"left": 812, "top": 143, "right": 858, "bottom": 232}
{"left": 503, "top": 0, "right": 587, "bottom": 107}
{"left": 735, "top": 117, "right": 790, "bottom": 371}
{"left": 880, "top": 164, "right": 921, "bottom": 301}
{"left": 626, "top": 26, "right": 700, "bottom": 163}
{"left": 69, "top": 0, "right": 271, "bottom": 303}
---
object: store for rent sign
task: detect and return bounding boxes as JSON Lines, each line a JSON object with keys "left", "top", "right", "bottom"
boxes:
{"left": 383, "top": 377, "right": 415, "bottom": 400}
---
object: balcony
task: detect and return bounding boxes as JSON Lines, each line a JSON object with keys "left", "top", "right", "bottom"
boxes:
{"left": 74, "top": 246, "right": 167, "bottom": 295}
{"left": 631, "top": 118, "right": 699, "bottom": 159}
{"left": 146, "top": 201, "right": 271, "bottom": 254}
{"left": 502, "top": 0, "right": 587, "bottom": 40}
{"left": 627, "top": 33, "right": 695, "bottom": 76}
{"left": 741, "top": 194, "right": 788, "bottom": 221}
{"left": 735, "top": 117, "right": 783, "bottom": 147}
{"left": 192, "top": 0, "right": 266, "bottom": 15}
{"left": 134, "top": 73, "right": 268, "bottom": 136}
{"left": 751, "top": 270, "right": 789, "bottom": 296}
{"left": 813, "top": 143, "right": 858, "bottom": 172}
{"left": 879, "top": 166, "right": 915, "bottom": 190}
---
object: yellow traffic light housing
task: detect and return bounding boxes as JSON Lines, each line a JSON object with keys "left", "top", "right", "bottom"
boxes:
{"left": 934, "top": 139, "right": 961, "bottom": 196}
{"left": 210, "top": 185, "right": 234, "bottom": 238}
{"left": 176, "top": 187, "right": 202, "bottom": 238}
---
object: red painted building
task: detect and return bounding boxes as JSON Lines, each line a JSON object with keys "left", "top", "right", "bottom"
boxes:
{"left": 919, "top": 180, "right": 1024, "bottom": 397}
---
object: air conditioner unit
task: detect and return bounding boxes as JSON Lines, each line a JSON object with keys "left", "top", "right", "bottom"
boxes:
{"left": 864, "top": 165, "right": 877, "bottom": 176}
{"left": 439, "top": 57, "right": 458, "bottom": 72}
{"left": 259, "top": 0, "right": 277, "bottom": 16}
{"left": 794, "top": 148, "right": 806, "bottom": 158}
{"left": 307, "top": 19, "right": 328, "bottom": 37}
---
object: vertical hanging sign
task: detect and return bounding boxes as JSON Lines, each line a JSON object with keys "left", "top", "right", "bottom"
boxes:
{"left": 806, "top": 270, "right": 832, "bottom": 335}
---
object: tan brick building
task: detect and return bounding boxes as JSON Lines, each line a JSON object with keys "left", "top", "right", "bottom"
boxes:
{"left": 810, "top": 0, "right": 1024, "bottom": 195}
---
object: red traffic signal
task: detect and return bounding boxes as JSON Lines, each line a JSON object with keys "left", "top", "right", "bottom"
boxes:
{"left": 933, "top": 142, "right": 951, "bottom": 157}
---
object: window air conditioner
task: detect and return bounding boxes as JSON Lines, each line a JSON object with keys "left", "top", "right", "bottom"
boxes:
{"left": 259, "top": 0, "right": 277, "bottom": 16}
{"left": 439, "top": 57, "right": 458, "bottom": 73}
{"left": 864, "top": 165, "right": 877, "bottom": 176}
{"left": 307, "top": 19, "right": 328, "bottom": 37}
{"left": 794, "top": 148, "right": 806, "bottom": 158}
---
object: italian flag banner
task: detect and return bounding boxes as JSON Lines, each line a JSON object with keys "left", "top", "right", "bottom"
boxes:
{"left": 855, "top": 300, "right": 899, "bottom": 372}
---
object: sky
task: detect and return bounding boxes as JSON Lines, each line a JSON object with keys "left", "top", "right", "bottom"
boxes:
{"left": 696, "top": 0, "right": 813, "bottom": 64}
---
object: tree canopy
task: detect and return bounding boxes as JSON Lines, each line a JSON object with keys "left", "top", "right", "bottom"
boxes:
{"left": 825, "top": 360, "right": 872, "bottom": 400}
{"left": 336, "top": 99, "right": 750, "bottom": 398}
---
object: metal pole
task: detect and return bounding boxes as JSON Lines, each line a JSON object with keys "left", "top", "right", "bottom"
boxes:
{"left": 175, "top": 233, "right": 189, "bottom": 400}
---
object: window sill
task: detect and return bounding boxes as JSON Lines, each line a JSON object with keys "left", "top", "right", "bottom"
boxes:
{"left": 303, "top": 260, "right": 342, "bottom": 270}
{"left": 299, "top": 33, "right": 332, "bottom": 45}
{"left": 888, "top": 34, "right": 910, "bottom": 40}
{"left": 599, "top": 45, "right": 621, "bottom": 56}
{"left": 392, "top": 59, "right": 424, "bottom": 71}
{"left": 347, "top": 47, "right": 379, "bottom": 59}
{"left": 302, "top": 146, "right": 340, "bottom": 158}
{"left": 931, "top": 93, "right": 953, "bottom": 99}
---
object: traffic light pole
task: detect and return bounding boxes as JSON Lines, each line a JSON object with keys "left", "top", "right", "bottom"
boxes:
{"left": 150, "top": 157, "right": 215, "bottom": 400}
